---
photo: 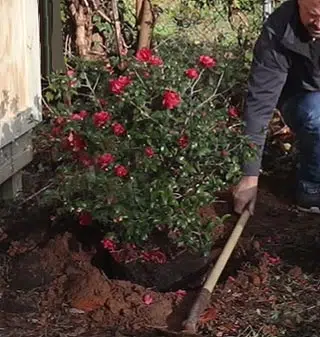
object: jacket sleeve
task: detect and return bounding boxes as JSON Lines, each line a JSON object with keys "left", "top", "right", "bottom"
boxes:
{"left": 242, "top": 24, "right": 290, "bottom": 176}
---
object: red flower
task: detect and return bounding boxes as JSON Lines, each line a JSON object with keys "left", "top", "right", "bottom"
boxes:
{"left": 109, "top": 76, "right": 132, "bottom": 95}
{"left": 54, "top": 116, "right": 66, "bottom": 126}
{"left": 143, "top": 71, "right": 151, "bottom": 79}
{"left": 65, "top": 131, "right": 86, "bottom": 152}
{"left": 144, "top": 146, "right": 154, "bottom": 158}
{"left": 185, "top": 68, "right": 199, "bottom": 79}
{"left": 71, "top": 110, "right": 88, "bottom": 121}
{"left": 141, "top": 249, "right": 167, "bottom": 264}
{"left": 221, "top": 150, "right": 229, "bottom": 157}
{"left": 228, "top": 106, "right": 239, "bottom": 118}
{"left": 78, "top": 152, "right": 93, "bottom": 167}
{"left": 101, "top": 238, "right": 116, "bottom": 252}
{"left": 99, "top": 98, "right": 108, "bottom": 107}
{"left": 66, "top": 69, "right": 76, "bottom": 77}
{"left": 51, "top": 126, "right": 62, "bottom": 137}
{"left": 162, "top": 90, "right": 181, "bottom": 110}
{"left": 69, "top": 80, "right": 77, "bottom": 88}
{"left": 112, "top": 122, "right": 126, "bottom": 136}
{"left": 114, "top": 165, "right": 129, "bottom": 177}
{"left": 97, "top": 153, "right": 115, "bottom": 170}
{"left": 93, "top": 111, "right": 112, "bottom": 128}
{"left": 178, "top": 134, "right": 189, "bottom": 149}
{"left": 79, "top": 211, "right": 92, "bottom": 226}
{"left": 176, "top": 289, "right": 187, "bottom": 297}
{"left": 136, "top": 48, "right": 153, "bottom": 62}
{"left": 66, "top": 70, "right": 77, "bottom": 87}
{"left": 199, "top": 55, "right": 217, "bottom": 68}
{"left": 143, "top": 294, "right": 153, "bottom": 305}
{"left": 149, "top": 55, "right": 164, "bottom": 66}
{"left": 264, "top": 252, "right": 281, "bottom": 265}
{"left": 118, "top": 76, "right": 132, "bottom": 86}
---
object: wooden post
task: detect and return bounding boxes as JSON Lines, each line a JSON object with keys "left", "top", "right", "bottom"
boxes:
{"left": 0, "top": 171, "right": 23, "bottom": 200}
{"left": 39, "top": 0, "right": 65, "bottom": 76}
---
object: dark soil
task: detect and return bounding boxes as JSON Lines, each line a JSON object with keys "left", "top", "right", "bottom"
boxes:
{"left": 1, "top": 149, "right": 320, "bottom": 336}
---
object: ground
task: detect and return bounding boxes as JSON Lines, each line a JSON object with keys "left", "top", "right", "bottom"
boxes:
{"left": 1, "top": 147, "right": 320, "bottom": 337}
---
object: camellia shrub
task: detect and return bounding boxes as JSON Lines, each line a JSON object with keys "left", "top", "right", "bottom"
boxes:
{"left": 42, "top": 47, "right": 256, "bottom": 255}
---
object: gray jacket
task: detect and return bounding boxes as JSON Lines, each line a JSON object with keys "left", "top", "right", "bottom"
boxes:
{"left": 243, "top": 0, "right": 320, "bottom": 175}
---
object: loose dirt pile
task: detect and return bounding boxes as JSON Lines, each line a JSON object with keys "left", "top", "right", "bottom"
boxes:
{"left": 1, "top": 182, "right": 320, "bottom": 336}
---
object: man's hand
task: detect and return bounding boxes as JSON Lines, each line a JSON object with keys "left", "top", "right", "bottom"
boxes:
{"left": 233, "top": 176, "right": 258, "bottom": 215}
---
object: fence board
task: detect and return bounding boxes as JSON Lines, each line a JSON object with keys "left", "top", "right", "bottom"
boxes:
{"left": 0, "top": 0, "right": 42, "bottom": 149}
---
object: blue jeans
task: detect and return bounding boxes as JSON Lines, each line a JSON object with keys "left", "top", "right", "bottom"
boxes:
{"left": 281, "top": 91, "right": 320, "bottom": 183}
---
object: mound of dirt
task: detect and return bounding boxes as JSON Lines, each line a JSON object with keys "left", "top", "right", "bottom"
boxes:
{"left": 3, "top": 231, "right": 193, "bottom": 331}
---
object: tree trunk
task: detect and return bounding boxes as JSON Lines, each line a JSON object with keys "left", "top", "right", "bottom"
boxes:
{"left": 69, "top": 0, "right": 92, "bottom": 58}
{"left": 136, "top": 0, "right": 144, "bottom": 25}
{"left": 137, "top": 0, "right": 154, "bottom": 50}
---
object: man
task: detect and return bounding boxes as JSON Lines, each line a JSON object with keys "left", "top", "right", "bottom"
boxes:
{"left": 233, "top": 0, "right": 320, "bottom": 215}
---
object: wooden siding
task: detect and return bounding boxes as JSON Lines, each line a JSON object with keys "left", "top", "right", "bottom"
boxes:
{"left": 0, "top": 0, "right": 42, "bottom": 149}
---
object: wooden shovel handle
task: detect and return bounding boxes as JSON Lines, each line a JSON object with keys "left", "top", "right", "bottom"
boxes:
{"left": 183, "top": 209, "right": 251, "bottom": 332}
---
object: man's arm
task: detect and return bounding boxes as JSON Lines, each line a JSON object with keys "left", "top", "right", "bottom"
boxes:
{"left": 242, "top": 24, "right": 290, "bottom": 176}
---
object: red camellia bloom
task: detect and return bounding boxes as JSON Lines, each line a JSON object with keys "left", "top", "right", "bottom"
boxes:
{"left": 144, "top": 146, "right": 154, "bottom": 158}
{"left": 199, "top": 55, "right": 217, "bottom": 68}
{"left": 51, "top": 117, "right": 66, "bottom": 137}
{"left": 66, "top": 69, "right": 76, "bottom": 77}
{"left": 143, "top": 294, "right": 153, "bottom": 305}
{"left": 93, "top": 111, "right": 112, "bottom": 128}
{"left": 118, "top": 76, "right": 132, "bottom": 86}
{"left": 136, "top": 48, "right": 153, "bottom": 62}
{"left": 65, "top": 131, "right": 86, "bottom": 152}
{"left": 149, "top": 55, "right": 164, "bottom": 66}
{"left": 185, "top": 68, "right": 199, "bottom": 79}
{"left": 97, "top": 153, "right": 115, "bottom": 170}
{"left": 109, "top": 76, "right": 132, "bottom": 95}
{"left": 79, "top": 211, "right": 92, "bottom": 226}
{"left": 71, "top": 110, "right": 88, "bottom": 121}
{"left": 228, "top": 106, "right": 239, "bottom": 118}
{"left": 178, "top": 134, "right": 189, "bottom": 149}
{"left": 176, "top": 289, "right": 187, "bottom": 297}
{"left": 66, "top": 70, "right": 77, "bottom": 87}
{"left": 136, "top": 48, "right": 163, "bottom": 66}
{"left": 54, "top": 116, "right": 66, "bottom": 126}
{"left": 141, "top": 250, "right": 167, "bottom": 264}
{"left": 51, "top": 126, "right": 62, "bottom": 137}
{"left": 162, "top": 90, "right": 181, "bottom": 110}
{"left": 143, "top": 71, "right": 151, "bottom": 79}
{"left": 101, "top": 238, "right": 116, "bottom": 252}
{"left": 99, "top": 98, "right": 108, "bottom": 107}
{"left": 78, "top": 152, "right": 93, "bottom": 167}
{"left": 112, "top": 122, "right": 126, "bottom": 136}
{"left": 114, "top": 164, "right": 129, "bottom": 177}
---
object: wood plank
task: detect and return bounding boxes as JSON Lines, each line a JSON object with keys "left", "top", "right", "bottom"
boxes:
{"left": 0, "top": 170, "right": 23, "bottom": 199}
{"left": 0, "top": 0, "right": 42, "bottom": 148}
{"left": 0, "top": 131, "right": 33, "bottom": 186}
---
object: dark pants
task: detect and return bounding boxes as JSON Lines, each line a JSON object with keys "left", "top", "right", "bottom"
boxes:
{"left": 281, "top": 91, "right": 320, "bottom": 184}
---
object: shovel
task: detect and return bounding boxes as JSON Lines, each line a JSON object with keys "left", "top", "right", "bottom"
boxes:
{"left": 182, "top": 209, "right": 251, "bottom": 333}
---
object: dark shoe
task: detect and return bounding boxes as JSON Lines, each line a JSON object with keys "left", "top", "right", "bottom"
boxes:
{"left": 296, "top": 180, "right": 320, "bottom": 214}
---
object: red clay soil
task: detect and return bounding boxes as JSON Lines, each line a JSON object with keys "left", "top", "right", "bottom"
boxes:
{"left": 1, "top": 179, "right": 320, "bottom": 336}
